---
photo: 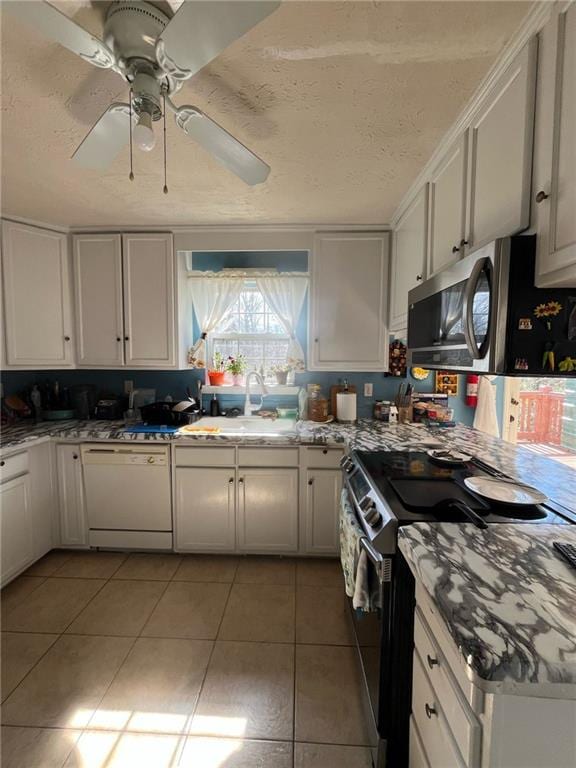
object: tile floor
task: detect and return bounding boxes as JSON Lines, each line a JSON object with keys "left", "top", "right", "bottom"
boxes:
{"left": 1, "top": 551, "right": 372, "bottom": 768}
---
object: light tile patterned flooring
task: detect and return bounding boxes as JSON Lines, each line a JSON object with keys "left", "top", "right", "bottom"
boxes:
{"left": 1, "top": 551, "right": 372, "bottom": 768}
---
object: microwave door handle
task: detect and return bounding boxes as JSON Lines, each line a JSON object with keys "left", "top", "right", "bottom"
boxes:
{"left": 462, "top": 257, "right": 488, "bottom": 360}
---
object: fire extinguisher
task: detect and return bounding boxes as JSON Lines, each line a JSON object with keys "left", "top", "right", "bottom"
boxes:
{"left": 466, "top": 374, "right": 479, "bottom": 407}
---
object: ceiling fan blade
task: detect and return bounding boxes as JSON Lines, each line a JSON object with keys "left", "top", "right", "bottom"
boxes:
{"left": 157, "top": 0, "right": 280, "bottom": 79}
{"left": 175, "top": 106, "right": 270, "bottom": 185}
{"left": 5, "top": 1, "right": 115, "bottom": 69}
{"left": 72, "top": 103, "right": 135, "bottom": 170}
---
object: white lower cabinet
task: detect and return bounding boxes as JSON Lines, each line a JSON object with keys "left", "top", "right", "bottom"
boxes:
{"left": 56, "top": 444, "right": 88, "bottom": 547}
{"left": 304, "top": 469, "right": 341, "bottom": 555}
{"left": 237, "top": 468, "right": 298, "bottom": 553}
{"left": 175, "top": 467, "right": 236, "bottom": 552}
{"left": 0, "top": 473, "right": 34, "bottom": 586}
{"left": 28, "top": 442, "right": 56, "bottom": 560}
{"left": 410, "top": 582, "right": 576, "bottom": 768}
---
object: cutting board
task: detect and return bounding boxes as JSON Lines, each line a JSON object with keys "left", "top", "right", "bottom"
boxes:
{"left": 330, "top": 384, "right": 357, "bottom": 416}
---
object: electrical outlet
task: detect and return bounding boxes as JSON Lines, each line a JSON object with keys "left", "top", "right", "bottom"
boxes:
{"left": 364, "top": 382, "right": 373, "bottom": 398}
{"left": 124, "top": 380, "right": 134, "bottom": 395}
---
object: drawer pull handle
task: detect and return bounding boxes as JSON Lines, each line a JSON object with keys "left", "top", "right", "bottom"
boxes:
{"left": 425, "top": 703, "right": 437, "bottom": 719}
{"left": 322, "top": 448, "right": 328, "bottom": 455}
{"left": 427, "top": 654, "right": 439, "bottom": 669}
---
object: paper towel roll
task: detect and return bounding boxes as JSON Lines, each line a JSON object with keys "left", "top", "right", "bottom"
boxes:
{"left": 336, "top": 392, "right": 357, "bottom": 422}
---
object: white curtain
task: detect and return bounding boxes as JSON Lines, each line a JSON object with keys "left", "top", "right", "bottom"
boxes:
{"left": 187, "top": 278, "right": 242, "bottom": 369}
{"left": 256, "top": 276, "right": 308, "bottom": 370}
{"left": 473, "top": 375, "right": 500, "bottom": 437}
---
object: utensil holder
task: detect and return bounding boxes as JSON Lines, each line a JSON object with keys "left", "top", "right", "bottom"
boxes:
{"left": 398, "top": 405, "right": 413, "bottom": 424}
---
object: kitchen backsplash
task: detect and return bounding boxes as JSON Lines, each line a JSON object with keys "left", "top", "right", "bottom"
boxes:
{"left": 0, "top": 369, "right": 475, "bottom": 425}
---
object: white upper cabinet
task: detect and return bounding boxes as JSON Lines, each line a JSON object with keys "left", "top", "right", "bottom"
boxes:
{"left": 428, "top": 135, "right": 468, "bottom": 275}
{"left": 390, "top": 187, "right": 428, "bottom": 332}
{"left": 309, "top": 232, "right": 389, "bottom": 371}
{"left": 534, "top": 3, "right": 576, "bottom": 287}
{"left": 2, "top": 221, "right": 74, "bottom": 368}
{"left": 466, "top": 39, "right": 537, "bottom": 250}
{"left": 122, "top": 233, "right": 176, "bottom": 367}
{"left": 74, "top": 234, "right": 124, "bottom": 367}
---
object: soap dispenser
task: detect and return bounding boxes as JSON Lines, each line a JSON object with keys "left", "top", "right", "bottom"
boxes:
{"left": 210, "top": 394, "right": 221, "bottom": 417}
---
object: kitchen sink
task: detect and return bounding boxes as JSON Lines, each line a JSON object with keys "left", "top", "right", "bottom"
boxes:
{"left": 181, "top": 416, "right": 298, "bottom": 436}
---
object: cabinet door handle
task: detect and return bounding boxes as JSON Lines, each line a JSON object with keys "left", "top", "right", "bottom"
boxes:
{"left": 124, "top": 336, "right": 130, "bottom": 341}
{"left": 425, "top": 703, "right": 437, "bottom": 719}
{"left": 72, "top": 454, "right": 79, "bottom": 460}
{"left": 427, "top": 654, "right": 439, "bottom": 669}
{"left": 314, "top": 338, "right": 319, "bottom": 343}
{"left": 308, "top": 478, "right": 314, "bottom": 486}
{"left": 535, "top": 190, "right": 549, "bottom": 203}
{"left": 64, "top": 336, "right": 71, "bottom": 341}
{"left": 229, "top": 477, "right": 234, "bottom": 484}
{"left": 322, "top": 448, "right": 328, "bottom": 455}
{"left": 459, "top": 239, "right": 469, "bottom": 248}
{"left": 0, "top": 460, "right": 5, "bottom": 467}
{"left": 416, "top": 274, "right": 423, "bottom": 281}
{"left": 452, "top": 245, "right": 460, "bottom": 254}
{"left": 238, "top": 477, "right": 244, "bottom": 484}
{"left": 116, "top": 337, "right": 122, "bottom": 342}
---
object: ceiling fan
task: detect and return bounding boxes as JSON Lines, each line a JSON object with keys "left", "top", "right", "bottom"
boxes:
{"left": 6, "top": 0, "right": 280, "bottom": 186}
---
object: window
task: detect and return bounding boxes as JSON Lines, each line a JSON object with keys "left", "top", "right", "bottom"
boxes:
{"left": 210, "top": 279, "right": 290, "bottom": 377}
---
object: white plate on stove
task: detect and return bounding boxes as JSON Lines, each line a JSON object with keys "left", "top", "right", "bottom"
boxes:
{"left": 464, "top": 476, "right": 547, "bottom": 506}
{"left": 427, "top": 448, "right": 472, "bottom": 464}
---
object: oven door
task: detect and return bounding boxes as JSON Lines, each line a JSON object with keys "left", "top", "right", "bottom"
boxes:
{"left": 407, "top": 242, "right": 501, "bottom": 372}
{"left": 350, "top": 540, "right": 415, "bottom": 768}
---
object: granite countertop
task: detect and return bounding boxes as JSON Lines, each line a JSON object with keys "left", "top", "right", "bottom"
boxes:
{"left": 399, "top": 523, "right": 576, "bottom": 698}
{"left": 1, "top": 418, "right": 574, "bottom": 512}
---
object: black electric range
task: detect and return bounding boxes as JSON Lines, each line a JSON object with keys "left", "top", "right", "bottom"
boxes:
{"left": 340, "top": 451, "right": 574, "bottom": 768}
{"left": 343, "top": 451, "right": 573, "bottom": 557}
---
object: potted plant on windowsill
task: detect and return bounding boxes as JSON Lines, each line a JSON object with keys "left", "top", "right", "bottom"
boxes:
{"left": 270, "top": 363, "right": 292, "bottom": 385}
{"left": 208, "top": 352, "right": 226, "bottom": 386}
{"left": 226, "top": 354, "right": 247, "bottom": 386}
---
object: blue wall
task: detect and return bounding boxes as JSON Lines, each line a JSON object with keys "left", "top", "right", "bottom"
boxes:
{"left": 1, "top": 249, "right": 475, "bottom": 424}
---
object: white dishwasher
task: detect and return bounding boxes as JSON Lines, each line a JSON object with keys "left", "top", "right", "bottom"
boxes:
{"left": 81, "top": 444, "right": 172, "bottom": 550}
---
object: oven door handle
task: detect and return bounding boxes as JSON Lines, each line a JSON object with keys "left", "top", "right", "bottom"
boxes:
{"left": 360, "top": 536, "right": 383, "bottom": 565}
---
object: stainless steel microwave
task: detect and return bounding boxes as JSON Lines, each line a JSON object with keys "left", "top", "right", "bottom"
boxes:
{"left": 407, "top": 235, "right": 576, "bottom": 375}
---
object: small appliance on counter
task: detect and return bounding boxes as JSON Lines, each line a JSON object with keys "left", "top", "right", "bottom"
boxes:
{"left": 94, "top": 398, "right": 123, "bottom": 420}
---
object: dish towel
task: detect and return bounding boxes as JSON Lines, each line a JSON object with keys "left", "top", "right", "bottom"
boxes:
{"left": 473, "top": 375, "right": 500, "bottom": 437}
{"left": 339, "top": 489, "right": 371, "bottom": 611}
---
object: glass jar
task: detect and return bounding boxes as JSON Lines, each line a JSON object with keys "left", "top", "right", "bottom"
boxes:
{"left": 308, "top": 384, "right": 329, "bottom": 422}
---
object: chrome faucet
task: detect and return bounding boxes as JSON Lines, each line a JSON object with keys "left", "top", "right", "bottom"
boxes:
{"left": 244, "top": 371, "right": 269, "bottom": 416}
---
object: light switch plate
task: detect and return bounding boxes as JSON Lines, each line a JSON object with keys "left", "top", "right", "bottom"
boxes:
{"left": 364, "top": 382, "right": 373, "bottom": 397}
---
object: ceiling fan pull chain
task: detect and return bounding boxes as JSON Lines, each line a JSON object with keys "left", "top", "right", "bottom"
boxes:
{"left": 163, "top": 93, "right": 168, "bottom": 194}
{"left": 128, "top": 88, "right": 134, "bottom": 181}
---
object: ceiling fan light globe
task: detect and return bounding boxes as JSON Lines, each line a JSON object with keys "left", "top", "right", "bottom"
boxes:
{"left": 133, "top": 113, "right": 156, "bottom": 151}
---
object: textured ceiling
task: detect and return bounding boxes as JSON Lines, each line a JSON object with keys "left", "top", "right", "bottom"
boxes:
{"left": 1, "top": 1, "right": 531, "bottom": 228}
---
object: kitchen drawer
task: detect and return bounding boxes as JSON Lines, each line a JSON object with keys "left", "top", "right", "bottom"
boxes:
{"left": 0, "top": 451, "right": 29, "bottom": 483}
{"left": 238, "top": 447, "right": 299, "bottom": 467}
{"left": 412, "top": 650, "right": 466, "bottom": 768}
{"left": 174, "top": 446, "right": 236, "bottom": 467}
{"left": 409, "top": 716, "right": 431, "bottom": 768}
{"left": 414, "top": 607, "right": 481, "bottom": 766}
{"left": 300, "top": 446, "right": 344, "bottom": 468}
{"left": 415, "top": 581, "right": 480, "bottom": 707}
